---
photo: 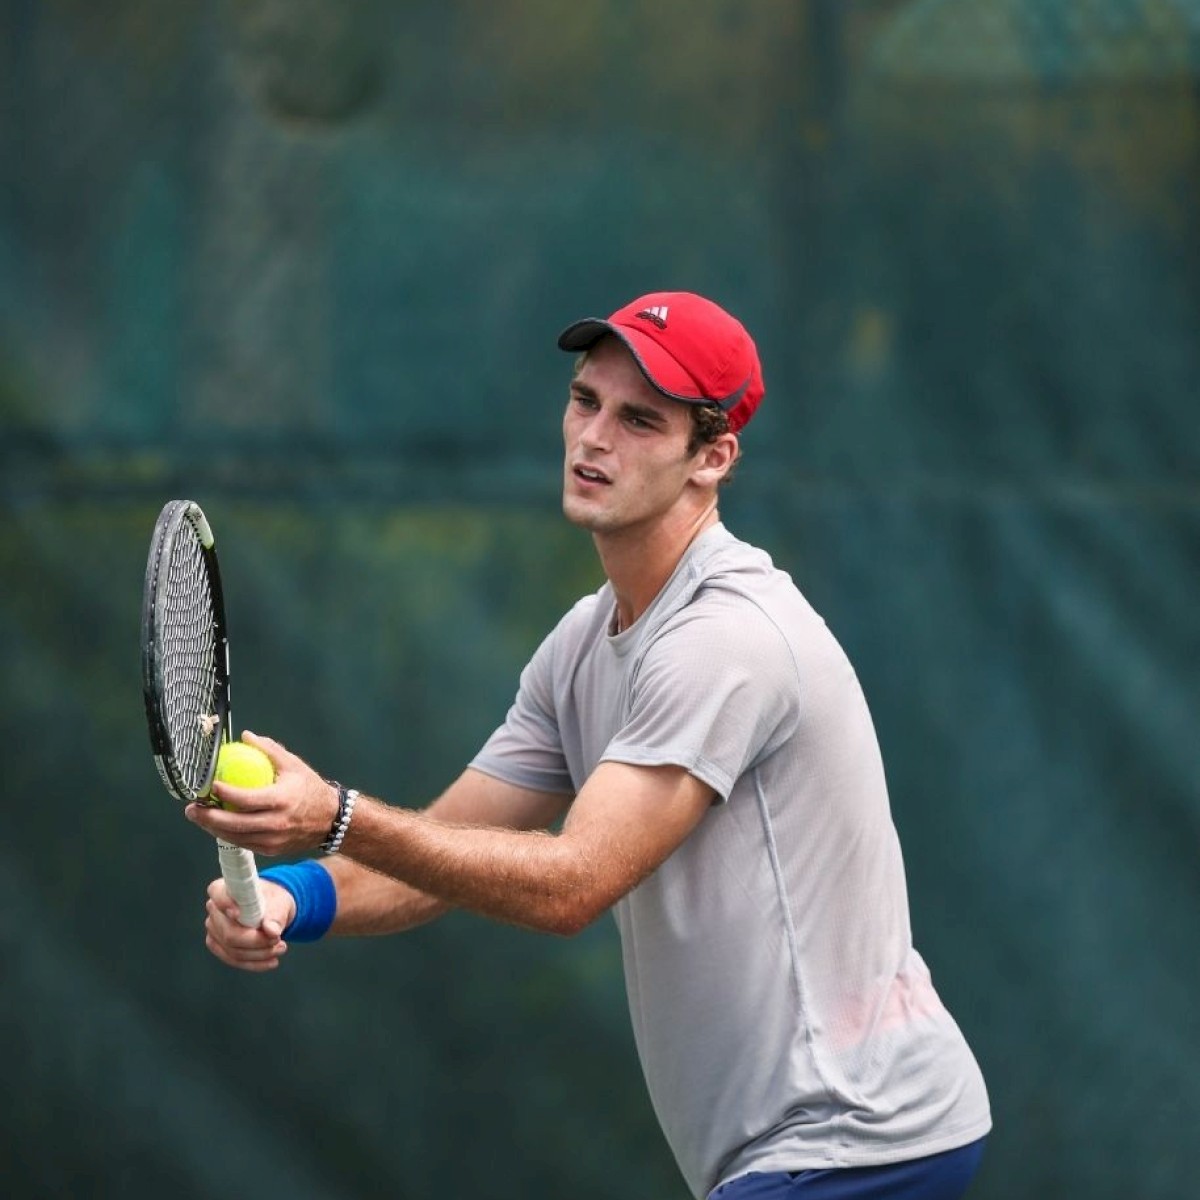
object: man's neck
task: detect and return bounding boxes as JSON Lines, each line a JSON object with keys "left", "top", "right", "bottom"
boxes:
{"left": 596, "top": 505, "right": 720, "bottom": 633}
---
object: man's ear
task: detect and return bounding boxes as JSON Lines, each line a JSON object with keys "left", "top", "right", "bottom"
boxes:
{"left": 691, "top": 433, "right": 740, "bottom": 487}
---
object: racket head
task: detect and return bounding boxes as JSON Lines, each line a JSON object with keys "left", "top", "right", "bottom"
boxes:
{"left": 141, "top": 500, "right": 231, "bottom": 802}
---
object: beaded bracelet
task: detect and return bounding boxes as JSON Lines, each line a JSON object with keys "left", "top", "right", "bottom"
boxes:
{"left": 321, "top": 782, "right": 359, "bottom": 855}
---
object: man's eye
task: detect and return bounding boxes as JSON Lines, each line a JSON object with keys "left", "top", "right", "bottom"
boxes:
{"left": 573, "top": 394, "right": 598, "bottom": 410}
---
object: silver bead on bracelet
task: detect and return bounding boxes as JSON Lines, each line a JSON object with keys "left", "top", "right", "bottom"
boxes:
{"left": 321, "top": 783, "right": 359, "bottom": 855}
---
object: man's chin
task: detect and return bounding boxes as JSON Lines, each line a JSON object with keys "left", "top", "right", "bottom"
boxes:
{"left": 562, "top": 495, "right": 611, "bottom": 533}
{"left": 562, "top": 498, "right": 592, "bottom": 529}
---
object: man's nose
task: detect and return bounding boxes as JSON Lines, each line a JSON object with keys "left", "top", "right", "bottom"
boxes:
{"left": 578, "top": 410, "right": 614, "bottom": 451}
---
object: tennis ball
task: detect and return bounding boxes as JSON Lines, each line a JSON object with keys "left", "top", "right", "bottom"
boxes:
{"left": 214, "top": 741, "right": 275, "bottom": 808}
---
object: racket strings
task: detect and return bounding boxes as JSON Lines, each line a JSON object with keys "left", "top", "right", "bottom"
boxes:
{"left": 159, "top": 527, "right": 221, "bottom": 796}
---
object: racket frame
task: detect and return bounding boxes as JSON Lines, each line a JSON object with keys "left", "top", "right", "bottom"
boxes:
{"left": 141, "top": 499, "right": 265, "bottom": 928}
{"left": 141, "top": 500, "right": 232, "bottom": 802}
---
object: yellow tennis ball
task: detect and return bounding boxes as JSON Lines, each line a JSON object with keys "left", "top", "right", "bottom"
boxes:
{"left": 214, "top": 741, "right": 275, "bottom": 808}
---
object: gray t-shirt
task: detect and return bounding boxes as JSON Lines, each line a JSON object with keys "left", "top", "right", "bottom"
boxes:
{"left": 471, "top": 524, "right": 991, "bottom": 1198}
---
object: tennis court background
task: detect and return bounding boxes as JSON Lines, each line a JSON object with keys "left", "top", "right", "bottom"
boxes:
{"left": 2, "top": 2, "right": 1198, "bottom": 1197}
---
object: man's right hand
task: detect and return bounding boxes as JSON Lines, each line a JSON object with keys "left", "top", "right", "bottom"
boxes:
{"left": 204, "top": 876, "right": 296, "bottom": 972}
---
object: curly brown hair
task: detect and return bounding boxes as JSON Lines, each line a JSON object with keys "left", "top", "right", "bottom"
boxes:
{"left": 686, "top": 402, "right": 729, "bottom": 452}
{"left": 687, "top": 403, "right": 739, "bottom": 484}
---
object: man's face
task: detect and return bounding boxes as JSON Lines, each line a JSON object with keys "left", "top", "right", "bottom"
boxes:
{"left": 561, "top": 336, "right": 702, "bottom": 536}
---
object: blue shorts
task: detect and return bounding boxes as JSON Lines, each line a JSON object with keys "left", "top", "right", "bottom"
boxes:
{"left": 707, "top": 1138, "right": 987, "bottom": 1200}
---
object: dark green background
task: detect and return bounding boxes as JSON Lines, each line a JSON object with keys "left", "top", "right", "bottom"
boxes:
{"left": 3, "top": 2, "right": 1198, "bottom": 1197}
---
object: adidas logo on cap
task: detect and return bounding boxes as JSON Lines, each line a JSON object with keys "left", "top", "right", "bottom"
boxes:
{"left": 635, "top": 305, "right": 669, "bottom": 328}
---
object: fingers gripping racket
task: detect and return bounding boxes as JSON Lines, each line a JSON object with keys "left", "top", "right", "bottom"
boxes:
{"left": 141, "top": 500, "right": 265, "bottom": 928}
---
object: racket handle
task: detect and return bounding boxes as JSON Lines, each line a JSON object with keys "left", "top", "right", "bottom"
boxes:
{"left": 217, "top": 840, "right": 266, "bottom": 928}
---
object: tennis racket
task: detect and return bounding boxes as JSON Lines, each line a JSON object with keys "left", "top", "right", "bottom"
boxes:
{"left": 141, "top": 499, "right": 265, "bottom": 928}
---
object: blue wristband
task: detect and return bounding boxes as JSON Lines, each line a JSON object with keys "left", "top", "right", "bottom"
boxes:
{"left": 260, "top": 861, "right": 337, "bottom": 943}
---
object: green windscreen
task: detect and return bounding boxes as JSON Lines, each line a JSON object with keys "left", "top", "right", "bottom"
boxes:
{"left": 2, "top": 3, "right": 1197, "bottom": 1197}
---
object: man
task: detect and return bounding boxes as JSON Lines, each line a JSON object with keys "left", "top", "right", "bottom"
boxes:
{"left": 190, "top": 292, "right": 991, "bottom": 1200}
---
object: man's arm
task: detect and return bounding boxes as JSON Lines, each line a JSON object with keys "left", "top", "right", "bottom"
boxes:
{"left": 322, "top": 767, "right": 572, "bottom": 934}
{"left": 191, "top": 734, "right": 715, "bottom": 938}
{"left": 199, "top": 752, "right": 572, "bottom": 970}
{"left": 336, "top": 760, "right": 714, "bottom": 935}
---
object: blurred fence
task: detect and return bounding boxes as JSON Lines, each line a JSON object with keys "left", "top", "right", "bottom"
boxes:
{"left": 2, "top": 3, "right": 1198, "bottom": 1197}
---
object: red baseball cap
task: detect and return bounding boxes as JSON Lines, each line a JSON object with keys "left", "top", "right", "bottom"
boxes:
{"left": 557, "top": 291, "right": 765, "bottom": 433}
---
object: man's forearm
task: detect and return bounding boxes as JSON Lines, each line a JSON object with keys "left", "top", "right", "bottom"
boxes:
{"left": 322, "top": 854, "right": 453, "bottom": 936}
{"left": 340, "top": 797, "right": 601, "bottom": 936}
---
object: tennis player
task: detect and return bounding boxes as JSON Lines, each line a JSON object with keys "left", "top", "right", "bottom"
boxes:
{"left": 189, "top": 291, "right": 992, "bottom": 1199}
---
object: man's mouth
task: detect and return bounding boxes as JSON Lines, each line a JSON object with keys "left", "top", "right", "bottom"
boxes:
{"left": 573, "top": 464, "right": 611, "bottom": 484}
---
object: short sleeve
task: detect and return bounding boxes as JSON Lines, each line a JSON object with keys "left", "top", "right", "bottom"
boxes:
{"left": 602, "top": 592, "right": 800, "bottom": 800}
{"left": 470, "top": 629, "right": 576, "bottom": 796}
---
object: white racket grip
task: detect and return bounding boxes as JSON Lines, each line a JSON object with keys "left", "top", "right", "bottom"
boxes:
{"left": 217, "top": 839, "right": 265, "bottom": 928}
